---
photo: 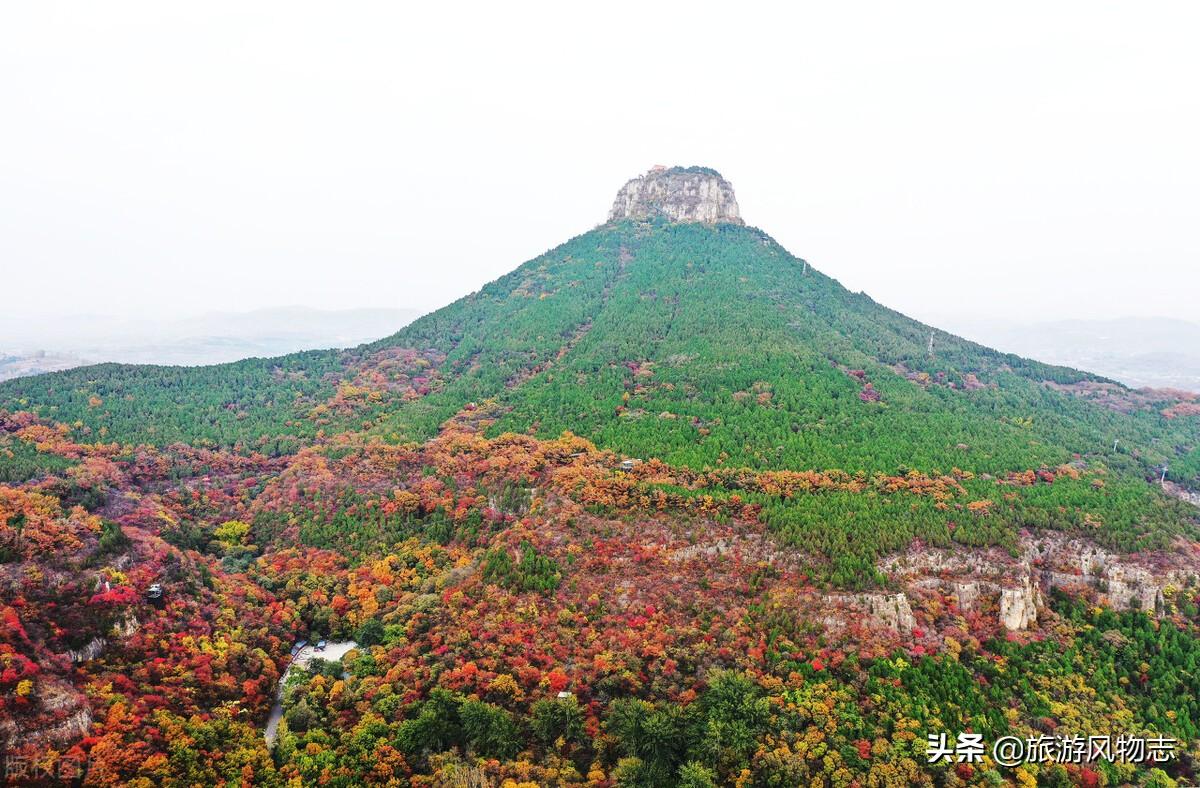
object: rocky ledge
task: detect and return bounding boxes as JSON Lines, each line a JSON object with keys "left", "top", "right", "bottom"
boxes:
{"left": 608, "top": 166, "right": 743, "bottom": 225}
{"left": 882, "top": 533, "right": 1200, "bottom": 632}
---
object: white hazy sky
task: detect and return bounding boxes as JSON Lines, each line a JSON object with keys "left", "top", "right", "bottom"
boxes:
{"left": 2, "top": 2, "right": 1198, "bottom": 328}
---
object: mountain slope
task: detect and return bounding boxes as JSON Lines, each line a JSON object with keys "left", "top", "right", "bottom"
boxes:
{"left": 383, "top": 218, "right": 1155, "bottom": 475}
{"left": 2, "top": 168, "right": 1197, "bottom": 492}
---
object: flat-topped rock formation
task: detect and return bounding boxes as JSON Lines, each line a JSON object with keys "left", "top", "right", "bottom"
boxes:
{"left": 608, "top": 165, "right": 743, "bottom": 225}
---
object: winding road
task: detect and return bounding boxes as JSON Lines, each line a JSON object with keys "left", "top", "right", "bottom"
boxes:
{"left": 264, "top": 640, "right": 358, "bottom": 745}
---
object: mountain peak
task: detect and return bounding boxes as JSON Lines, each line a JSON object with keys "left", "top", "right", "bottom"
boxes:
{"left": 608, "top": 165, "right": 742, "bottom": 225}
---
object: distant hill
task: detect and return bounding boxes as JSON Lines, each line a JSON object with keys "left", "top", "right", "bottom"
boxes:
{"left": 935, "top": 316, "right": 1200, "bottom": 393}
{"left": 0, "top": 350, "right": 90, "bottom": 382}
{"left": 0, "top": 306, "right": 424, "bottom": 380}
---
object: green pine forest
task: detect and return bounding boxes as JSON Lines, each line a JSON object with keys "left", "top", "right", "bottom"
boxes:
{"left": 4, "top": 220, "right": 1196, "bottom": 491}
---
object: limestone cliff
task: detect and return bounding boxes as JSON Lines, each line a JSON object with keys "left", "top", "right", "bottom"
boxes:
{"left": 817, "top": 592, "right": 916, "bottom": 634}
{"left": 1000, "top": 575, "right": 1041, "bottom": 630}
{"left": 881, "top": 533, "right": 1200, "bottom": 633}
{"left": 608, "top": 166, "right": 743, "bottom": 225}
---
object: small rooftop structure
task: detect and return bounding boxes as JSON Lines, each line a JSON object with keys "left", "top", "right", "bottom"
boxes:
{"left": 618, "top": 458, "right": 642, "bottom": 471}
{"left": 145, "top": 583, "right": 164, "bottom": 607}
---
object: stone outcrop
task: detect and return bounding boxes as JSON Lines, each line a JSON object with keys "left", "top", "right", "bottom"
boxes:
{"left": 69, "top": 636, "right": 107, "bottom": 663}
{"left": 880, "top": 533, "right": 1200, "bottom": 633}
{"left": 1162, "top": 481, "right": 1200, "bottom": 508}
{"left": 0, "top": 679, "right": 92, "bottom": 751}
{"left": 113, "top": 612, "right": 140, "bottom": 638}
{"left": 863, "top": 592, "right": 916, "bottom": 633}
{"left": 1000, "top": 575, "right": 1041, "bottom": 630}
{"left": 29, "top": 708, "right": 92, "bottom": 746}
{"left": 608, "top": 166, "right": 742, "bottom": 225}
{"left": 65, "top": 613, "right": 139, "bottom": 663}
{"left": 1104, "top": 565, "right": 1165, "bottom": 613}
{"left": 1025, "top": 536, "right": 1197, "bottom": 614}
{"left": 952, "top": 580, "right": 987, "bottom": 612}
{"left": 819, "top": 592, "right": 915, "bottom": 634}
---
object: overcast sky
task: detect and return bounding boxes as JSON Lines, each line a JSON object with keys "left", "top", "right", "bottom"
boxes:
{"left": 2, "top": 2, "right": 1197, "bottom": 330}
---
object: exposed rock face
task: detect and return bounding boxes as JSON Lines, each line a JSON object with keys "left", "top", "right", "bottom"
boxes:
{"left": 69, "top": 636, "right": 107, "bottom": 663}
{"left": 1000, "top": 575, "right": 1041, "bottom": 630}
{"left": 608, "top": 166, "right": 743, "bottom": 225}
{"left": 1163, "top": 481, "right": 1200, "bottom": 508}
{"left": 1104, "top": 565, "right": 1165, "bottom": 613}
{"left": 113, "top": 612, "right": 140, "bottom": 639}
{"left": 953, "top": 580, "right": 984, "bottom": 611}
{"left": 0, "top": 679, "right": 92, "bottom": 750}
{"left": 787, "top": 532, "right": 1195, "bottom": 643}
{"left": 819, "top": 591, "right": 915, "bottom": 634}
{"left": 30, "top": 708, "right": 93, "bottom": 746}
{"left": 864, "top": 592, "right": 916, "bottom": 633}
{"left": 881, "top": 533, "right": 1200, "bottom": 633}
{"left": 66, "top": 613, "right": 139, "bottom": 663}
{"left": 1024, "top": 536, "right": 1197, "bottom": 614}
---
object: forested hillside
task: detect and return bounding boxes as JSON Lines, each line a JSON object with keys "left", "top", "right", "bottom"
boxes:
{"left": 4, "top": 218, "right": 1197, "bottom": 491}
{"left": 1, "top": 408, "right": 1198, "bottom": 785}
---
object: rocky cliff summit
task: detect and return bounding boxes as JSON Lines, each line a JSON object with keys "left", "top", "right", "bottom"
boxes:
{"left": 608, "top": 166, "right": 742, "bottom": 225}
